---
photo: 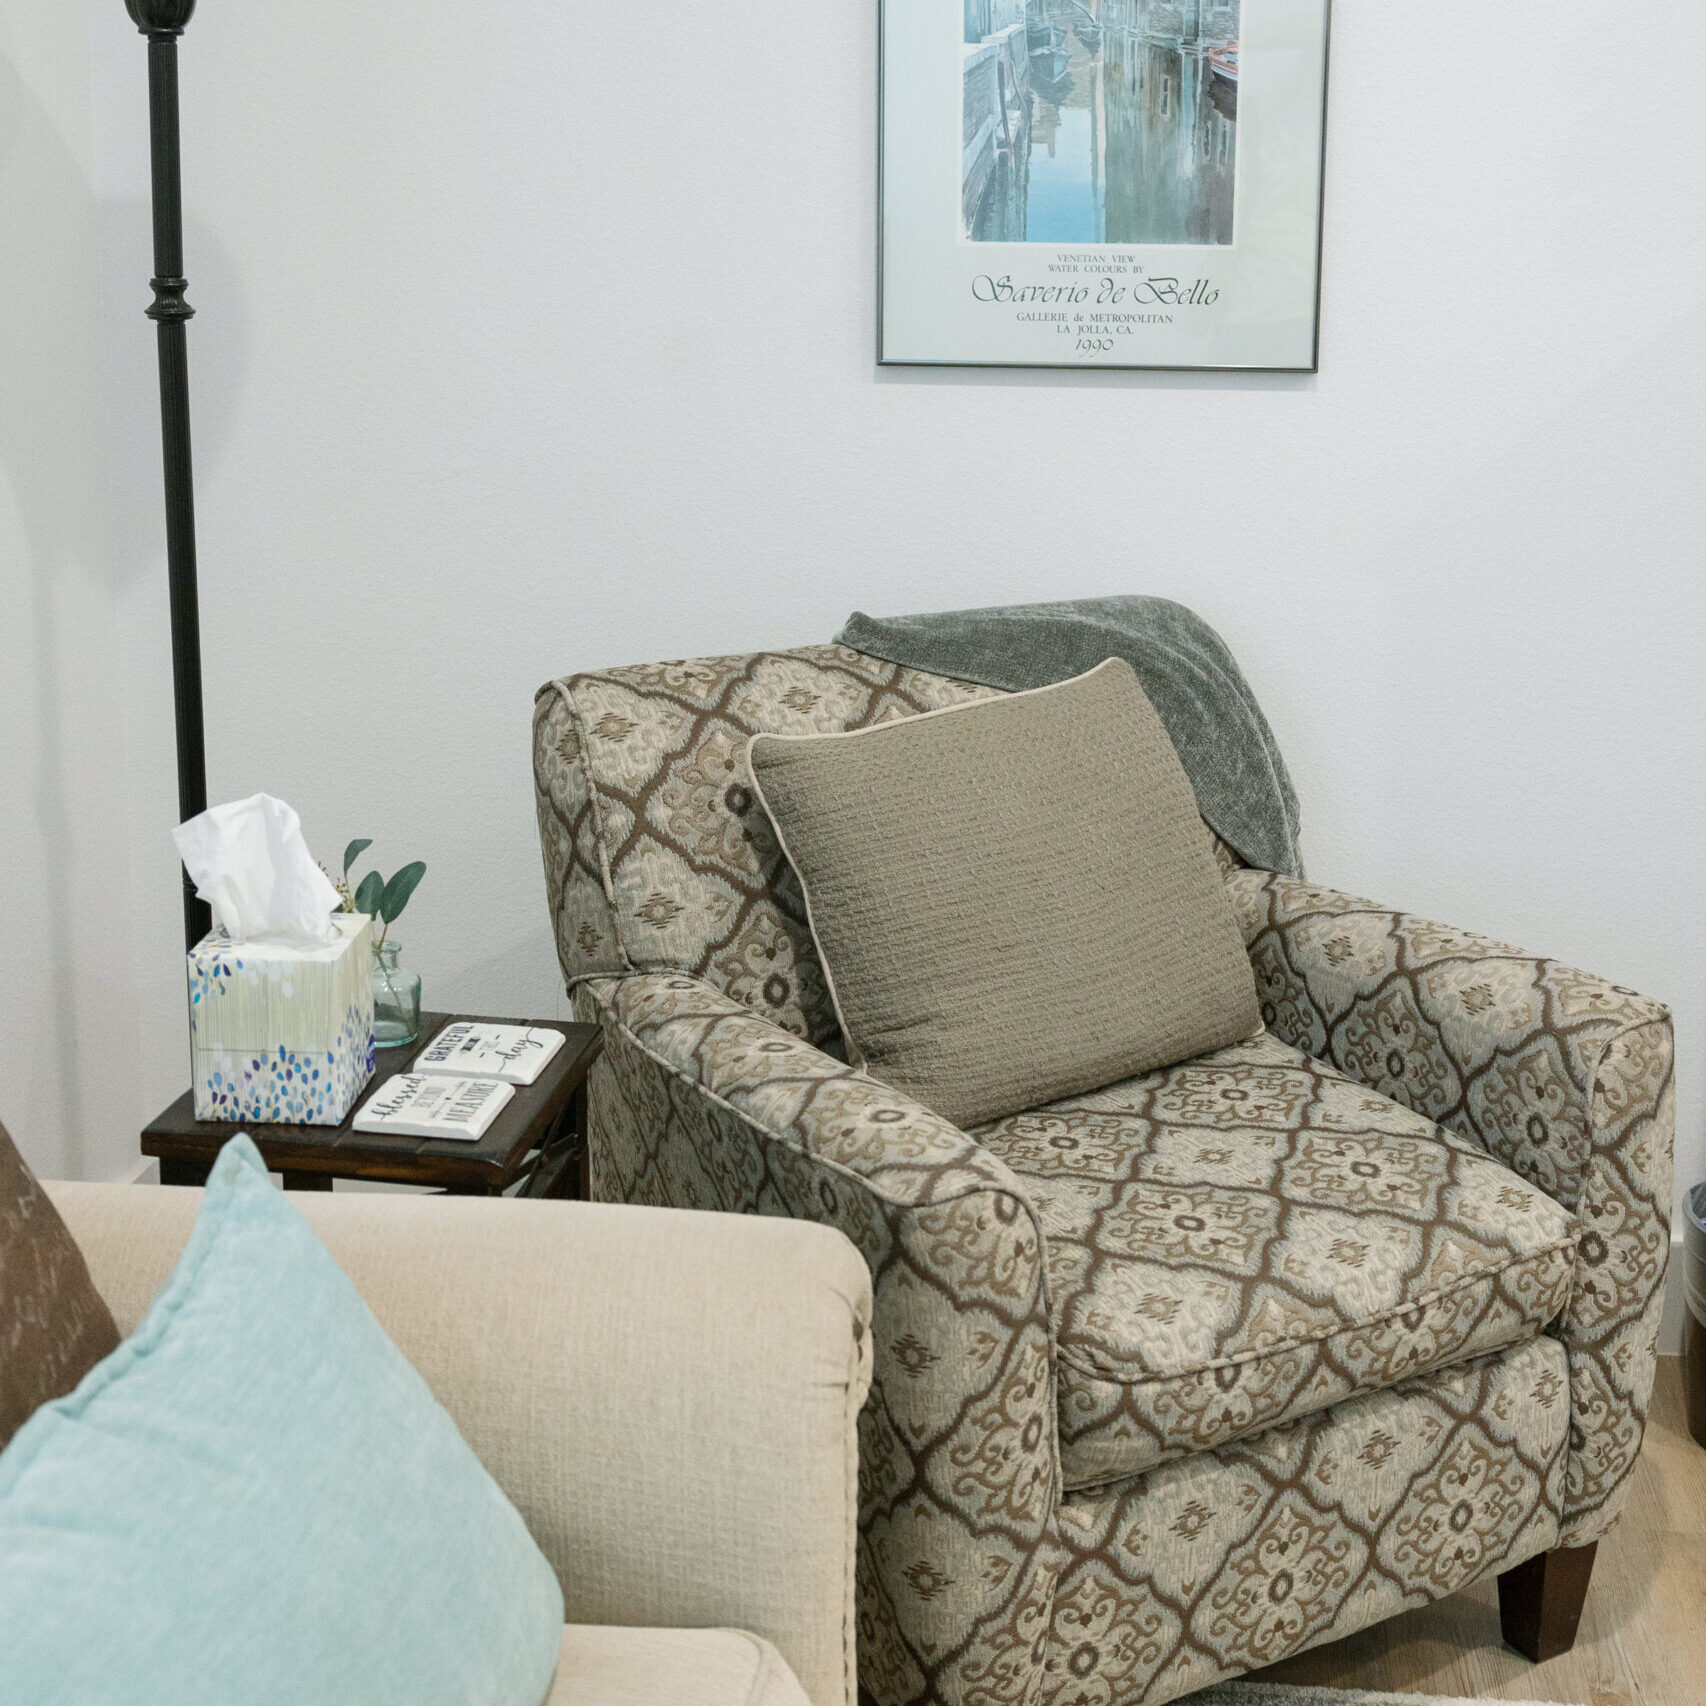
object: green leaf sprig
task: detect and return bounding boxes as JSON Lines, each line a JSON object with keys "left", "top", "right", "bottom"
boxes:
{"left": 337, "top": 838, "right": 427, "bottom": 951}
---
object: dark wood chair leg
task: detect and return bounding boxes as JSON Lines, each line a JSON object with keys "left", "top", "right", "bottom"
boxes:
{"left": 1498, "top": 1541, "right": 1598, "bottom": 1662}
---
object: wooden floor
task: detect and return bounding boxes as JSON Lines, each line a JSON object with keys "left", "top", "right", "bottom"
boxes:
{"left": 1252, "top": 1358, "right": 1705, "bottom": 1705}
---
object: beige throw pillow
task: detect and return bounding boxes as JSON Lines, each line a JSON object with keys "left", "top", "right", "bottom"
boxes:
{"left": 745, "top": 658, "right": 1261, "bottom": 1130}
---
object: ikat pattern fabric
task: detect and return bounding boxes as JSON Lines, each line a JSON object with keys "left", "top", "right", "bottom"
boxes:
{"left": 1226, "top": 867, "right": 1674, "bottom": 1548}
{"left": 1043, "top": 1335, "right": 1568, "bottom": 1706}
{"left": 973, "top": 1031, "right": 1577, "bottom": 1490}
{"left": 574, "top": 972, "right": 1573, "bottom": 1706}
{"left": 534, "top": 648, "right": 996, "bottom": 1046}
{"left": 572, "top": 971, "right": 1059, "bottom": 1706}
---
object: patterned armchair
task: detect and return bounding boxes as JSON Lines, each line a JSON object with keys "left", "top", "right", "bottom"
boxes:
{"left": 533, "top": 646, "right": 1673, "bottom": 1706}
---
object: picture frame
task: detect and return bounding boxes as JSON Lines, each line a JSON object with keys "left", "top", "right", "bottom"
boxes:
{"left": 879, "top": 0, "right": 1332, "bottom": 372}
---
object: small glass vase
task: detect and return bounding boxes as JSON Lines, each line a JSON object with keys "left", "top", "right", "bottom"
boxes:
{"left": 370, "top": 939, "right": 422, "bottom": 1049}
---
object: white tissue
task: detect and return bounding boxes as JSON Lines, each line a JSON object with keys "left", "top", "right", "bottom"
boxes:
{"left": 173, "top": 794, "right": 341, "bottom": 945}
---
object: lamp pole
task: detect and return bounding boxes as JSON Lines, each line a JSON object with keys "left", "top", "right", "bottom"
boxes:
{"left": 125, "top": 0, "right": 211, "bottom": 950}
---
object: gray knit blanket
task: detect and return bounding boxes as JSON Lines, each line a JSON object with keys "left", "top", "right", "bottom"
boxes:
{"left": 836, "top": 596, "right": 1303, "bottom": 876}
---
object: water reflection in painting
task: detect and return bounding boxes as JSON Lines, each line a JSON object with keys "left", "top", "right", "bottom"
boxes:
{"left": 962, "top": 0, "right": 1239, "bottom": 244}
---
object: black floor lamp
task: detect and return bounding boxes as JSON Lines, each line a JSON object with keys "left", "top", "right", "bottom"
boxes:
{"left": 124, "top": 0, "right": 211, "bottom": 951}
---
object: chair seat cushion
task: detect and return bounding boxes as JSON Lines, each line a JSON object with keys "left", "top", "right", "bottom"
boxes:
{"left": 543, "top": 1625, "right": 812, "bottom": 1706}
{"left": 973, "top": 1032, "right": 1578, "bottom": 1490}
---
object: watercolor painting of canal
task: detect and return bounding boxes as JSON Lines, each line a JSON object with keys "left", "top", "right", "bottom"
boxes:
{"left": 963, "top": 0, "right": 1241, "bottom": 245}
{"left": 879, "top": 0, "right": 1331, "bottom": 369}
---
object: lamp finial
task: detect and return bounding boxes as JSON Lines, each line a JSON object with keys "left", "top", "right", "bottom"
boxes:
{"left": 125, "top": 0, "right": 197, "bottom": 37}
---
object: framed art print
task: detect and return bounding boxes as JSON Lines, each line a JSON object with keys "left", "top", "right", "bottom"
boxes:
{"left": 879, "top": 0, "right": 1331, "bottom": 370}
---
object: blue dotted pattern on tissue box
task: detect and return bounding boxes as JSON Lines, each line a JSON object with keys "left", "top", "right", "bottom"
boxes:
{"left": 193, "top": 1009, "right": 375, "bottom": 1124}
{"left": 187, "top": 919, "right": 375, "bottom": 1125}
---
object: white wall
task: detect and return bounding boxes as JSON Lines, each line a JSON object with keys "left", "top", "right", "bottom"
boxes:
{"left": 3, "top": 3, "right": 1701, "bottom": 1233}
{"left": 0, "top": 5, "right": 146, "bottom": 1182}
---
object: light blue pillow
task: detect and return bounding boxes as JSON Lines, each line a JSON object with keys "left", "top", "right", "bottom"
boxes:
{"left": 0, "top": 1136, "right": 564, "bottom": 1706}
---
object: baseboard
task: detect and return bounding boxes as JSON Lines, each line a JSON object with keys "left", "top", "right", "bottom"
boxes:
{"left": 331, "top": 1177, "right": 435, "bottom": 1195}
{"left": 1660, "top": 1231, "right": 1686, "bottom": 1357}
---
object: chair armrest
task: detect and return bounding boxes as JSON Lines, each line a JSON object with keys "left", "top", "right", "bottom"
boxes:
{"left": 577, "top": 971, "right": 1060, "bottom": 1706}
{"left": 1228, "top": 867, "right": 1675, "bottom": 1544}
{"left": 46, "top": 1183, "right": 871, "bottom": 1706}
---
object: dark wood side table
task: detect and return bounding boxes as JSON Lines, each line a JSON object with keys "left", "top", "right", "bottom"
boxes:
{"left": 142, "top": 1013, "right": 602, "bottom": 1198}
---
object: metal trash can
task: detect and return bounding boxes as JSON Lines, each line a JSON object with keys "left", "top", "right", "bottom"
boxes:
{"left": 1686, "top": 1182, "right": 1706, "bottom": 1449}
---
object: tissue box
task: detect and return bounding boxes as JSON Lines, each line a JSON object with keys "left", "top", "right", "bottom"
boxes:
{"left": 187, "top": 914, "right": 376, "bottom": 1124}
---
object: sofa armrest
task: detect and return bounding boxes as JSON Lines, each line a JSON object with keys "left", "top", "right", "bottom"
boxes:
{"left": 1228, "top": 867, "right": 1675, "bottom": 1545}
{"left": 577, "top": 971, "right": 1060, "bottom": 1706}
{"left": 46, "top": 1183, "right": 871, "bottom": 1706}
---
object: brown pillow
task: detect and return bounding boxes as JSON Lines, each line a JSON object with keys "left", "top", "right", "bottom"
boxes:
{"left": 747, "top": 658, "right": 1261, "bottom": 1129}
{"left": 1, "top": 1118, "right": 120, "bottom": 1450}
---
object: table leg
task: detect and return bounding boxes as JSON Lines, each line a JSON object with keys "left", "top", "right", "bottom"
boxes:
{"left": 542, "top": 1082, "right": 589, "bottom": 1202}
{"left": 576, "top": 1117, "right": 591, "bottom": 1202}
{"left": 158, "top": 1157, "right": 211, "bottom": 1188}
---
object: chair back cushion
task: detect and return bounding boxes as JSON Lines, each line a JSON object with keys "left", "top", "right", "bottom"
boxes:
{"left": 745, "top": 660, "right": 1262, "bottom": 1128}
{"left": 534, "top": 646, "right": 994, "bottom": 1043}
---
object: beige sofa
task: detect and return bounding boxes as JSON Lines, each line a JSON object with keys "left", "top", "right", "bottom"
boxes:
{"left": 46, "top": 1183, "right": 873, "bottom": 1706}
